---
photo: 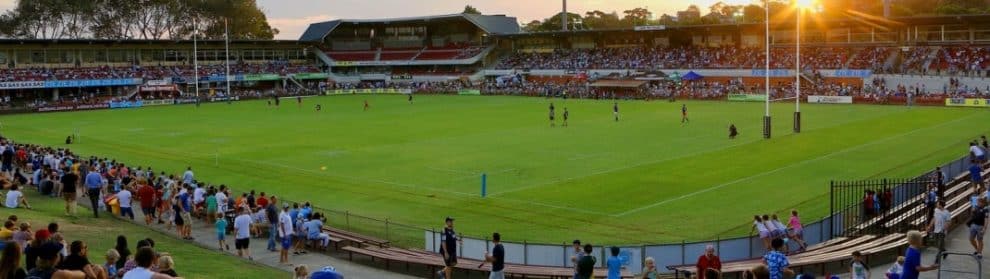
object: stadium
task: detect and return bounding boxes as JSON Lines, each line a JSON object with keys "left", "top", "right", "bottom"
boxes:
{"left": 0, "top": 0, "right": 990, "bottom": 278}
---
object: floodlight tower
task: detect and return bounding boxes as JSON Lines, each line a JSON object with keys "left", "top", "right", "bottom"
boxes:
{"left": 763, "top": 0, "right": 771, "bottom": 139}
{"left": 562, "top": 0, "right": 568, "bottom": 31}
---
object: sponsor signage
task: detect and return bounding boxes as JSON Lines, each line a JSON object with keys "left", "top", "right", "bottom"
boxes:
{"left": 807, "top": 95, "right": 853, "bottom": 104}
{"left": 36, "top": 104, "right": 108, "bottom": 112}
{"left": 210, "top": 96, "right": 240, "bottom": 102}
{"left": 0, "top": 81, "right": 45, "bottom": 90}
{"left": 175, "top": 98, "right": 199, "bottom": 104}
{"left": 109, "top": 100, "right": 143, "bottom": 109}
{"left": 293, "top": 73, "right": 330, "bottom": 80}
{"left": 750, "top": 69, "right": 792, "bottom": 77}
{"left": 328, "top": 88, "right": 411, "bottom": 94}
{"left": 945, "top": 98, "right": 990, "bottom": 107}
{"left": 45, "top": 78, "right": 141, "bottom": 88}
{"left": 830, "top": 70, "right": 872, "bottom": 78}
{"left": 458, "top": 89, "right": 481, "bottom": 95}
{"left": 142, "top": 99, "right": 174, "bottom": 106}
{"left": 634, "top": 25, "right": 666, "bottom": 31}
{"left": 727, "top": 94, "right": 767, "bottom": 102}
{"left": 140, "top": 85, "right": 177, "bottom": 92}
{"left": 146, "top": 79, "right": 170, "bottom": 86}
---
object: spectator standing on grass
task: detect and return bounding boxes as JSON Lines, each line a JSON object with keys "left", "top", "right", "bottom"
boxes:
{"left": 928, "top": 201, "right": 951, "bottom": 262}
{"left": 483, "top": 232, "right": 504, "bottom": 279}
{"left": 967, "top": 198, "right": 988, "bottom": 258}
{"left": 85, "top": 167, "right": 104, "bottom": 218}
{"left": 763, "top": 239, "right": 791, "bottom": 279}
{"left": 901, "top": 231, "right": 939, "bottom": 279}
{"left": 0, "top": 241, "right": 27, "bottom": 279}
{"left": 137, "top": 181, "right": 155, "bottom": 226}
{"left": 233, "top": 207, "right": 253, "bottom": 260}
{"left": 695, "top": 245, "right": 721, "bottom": 279}
{"left": 60, "top": 167, "right": 78, "bottom": 216}
{"left": 576, "top": 244, "right": 596, "bottom": 279}
{"left": 204, "top": 189, "right": 217, "bottom": 229}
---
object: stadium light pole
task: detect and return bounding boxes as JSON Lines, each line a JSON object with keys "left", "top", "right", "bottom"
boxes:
{"left": 224, "top": 18, "right": 232, "bottom": 104}
{"left": 193, "top": 18, "right": 199, "bottom": 104}
{"left": 794, "top": 2, "right": 802, "bottom": 133}
{"left": 763, "top": 0, "right": 771, "bottom": 139}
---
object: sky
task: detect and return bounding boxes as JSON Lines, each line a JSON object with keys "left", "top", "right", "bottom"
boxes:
{"left": 0, "top": 0, "right": 757, "bottom": 40}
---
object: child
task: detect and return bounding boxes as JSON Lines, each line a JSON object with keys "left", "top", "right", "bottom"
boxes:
{"left": 850, "top": 251, "right": 870, "bottom": 279}
{"left": 104, "top": 249, "right": 120, "bottom": 278}
{"left": 216, "top": 212, "right": 229, "bottom": 251}
{"left": 294, "top": 265, "right": 309, "bottom": 279}
{"left": 885, "top": 256, "right": 904, "bottom": 279}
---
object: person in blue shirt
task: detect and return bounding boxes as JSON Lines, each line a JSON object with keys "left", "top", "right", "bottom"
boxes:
{"left": 901, "top": 230, "right": 939, "bottom": 279}
{"left": 299, "top": 202, "right": 313, "bottom": 220}
{"left": 606, "top": 246, "right": 622, "bottom": 279}
{"left": 970, "top": 160, "right": 983, "bottom": 188}
{"left": 763, "top": 238, "right": 791, "bottom": 279}
{"left": 84, "top": 167, "right": 104, "bottom": 218}
{"left": 304, "top": 212, "right": 330, "bottom": 250}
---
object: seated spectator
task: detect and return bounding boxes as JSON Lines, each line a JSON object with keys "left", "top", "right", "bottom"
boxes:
{"left": 5, "top": 184, "right": 31, "bottom": 209}
{"left": 57, "top": 240, "right": 108, "bottom": 279}
{"left": 0, "top": 220, "right": 14, "bottom": 241}
{"left": 640, "top": 256, "right": 658, "bottom": 279}
{"left": 121, "top": 247, "right": 176, "bottom": 279}
{"left": 304, "top": 213, "right": 330, "bottom": 250}
{"left": 24, "top": 229, "right": 59, "bottom": 271}
{"left": 156, "top": 254, "right": 177, "bottom": 277}
{"left": 696, "top": 245, "right": 722, "bottom": 279}
{"left": 13, "top": 222, "right": 32, "bottom": 250}
{"left": 104, "top": 249, "right": 120, "bottom": 278}
{"left": 886, "top": 256, "right": 904, "bottom": 279}
{"left": 27, "top": 241, "right": 87, "bottom": 279}
{"left": 0, "top": 241, "right": 27, "bottom": 279}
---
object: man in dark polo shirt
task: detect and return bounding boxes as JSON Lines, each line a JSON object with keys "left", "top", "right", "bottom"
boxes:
{"left": 60, "top": 167, "right": 79, "bottom": 216}
{"left": 484, "top": 232, "right": 505, "bottom": 279}
{"left": 440, "top": 217, "right": 460, "bottom": 279}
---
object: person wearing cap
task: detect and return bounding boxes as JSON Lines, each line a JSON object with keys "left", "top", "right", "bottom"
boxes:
{"left": 278, "top": 202, "right": 294, "bottom": 265}
{"left": 570, "top": 240, "right": 584, "bottom": 279}
{"left": 440, "top": 217, "right": 459, "bottom": 279}
{"left": 483, "top": 232, "right": 504, "bottom": 279}
{"left": 695, "top": 245, "right": 721, "bottom": 279}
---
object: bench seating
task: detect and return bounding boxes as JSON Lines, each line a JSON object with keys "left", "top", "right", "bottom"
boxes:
{"left": 344, "top": 245, "right": 635, "bottom": 278}
{"left": 325, "top": 227, "right": 391, "bottom": 248}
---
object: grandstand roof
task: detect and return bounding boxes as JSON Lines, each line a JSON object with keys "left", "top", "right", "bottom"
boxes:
{"left": 298, "top": 13, "right": 520, "bottom": 42}
{"left": 0, "top": 38, "right": 309, "bottom": 46}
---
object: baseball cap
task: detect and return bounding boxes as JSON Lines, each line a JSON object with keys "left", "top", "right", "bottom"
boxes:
{"left": 34, "top": 229, "right": 51, "bottom": 240}
{"left": 283, "top": 203, "right": 290, "bottom": 209}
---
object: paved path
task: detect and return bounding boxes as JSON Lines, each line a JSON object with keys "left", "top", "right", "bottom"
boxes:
{"left": 831, "top": 225, "right": 989, "bottom": 279}
{"left": 79, "top": 200, "right": 423, "bottom": 279}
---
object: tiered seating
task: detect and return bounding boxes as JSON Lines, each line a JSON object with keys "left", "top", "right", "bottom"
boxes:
{"left": 667, "top": 164, "right": 986, "bottom": 277}
{"left": 379, "top": 51, "right": 418, "bottom": 61}
{"left": 327, "top": 51, "right": 376, "bottom": 61}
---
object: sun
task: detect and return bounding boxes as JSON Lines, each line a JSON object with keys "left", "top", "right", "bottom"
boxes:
{"left": 795, "top": 0, "right": 817, "bottom": 10}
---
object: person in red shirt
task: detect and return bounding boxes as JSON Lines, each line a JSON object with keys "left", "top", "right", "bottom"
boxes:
{"left": 695, "top": 245, "right": 722, "bottom": 279}
{"left": 256, "top": 192, "right": 269, "bottom": 209}
{"left": 137, "top": 179, "right": 157, "bottom": 225}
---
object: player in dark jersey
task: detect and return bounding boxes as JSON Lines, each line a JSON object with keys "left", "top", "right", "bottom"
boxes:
{"left": 408, "top": 93, "right": 413, "bottom": 103}
{"left": 681, "top": 104, "right": 689, "bottom": 123}
{"left": 315, "top": 104, "right": 322, "bottom": 112}
{"left": 364, "top": 100, "right": 370, "bottom": 111}
{"left": 613, "top": 102, "right": 619, "bottom": 122}
{"left": 274, "top": 95, "right": 280, "bottom": 106}
{"left": 729, "top": 124, "right": 738, "bottom": 139}
{"left": 548, "top": 103, "right": 556, "bottom": 127}
{"left": 297, "top": 96, "right": 302, "bottom": 107}
{"left": 563, "top": 107, "right": 569, "bottom": 127}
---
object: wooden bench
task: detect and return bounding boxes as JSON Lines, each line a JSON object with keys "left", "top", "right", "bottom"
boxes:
{"left": 326, "top": 227, "right": 391, "bottom": 248}
{"left": 344, "top": 245, "right": 635, "bottom": 278}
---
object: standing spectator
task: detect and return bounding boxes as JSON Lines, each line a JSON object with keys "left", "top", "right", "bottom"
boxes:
{"left": 137, "top": 181, "right": 155, "bottom": 226}
{"left": 181, "top": 167, "right": 193, "bottom": 185}
{"left": 233, "top": 207, "right": 253, "bottom": 260}
{"left": 934, "top": 166, "right": 947, "bottom": 199}
{"left": 928, "top": 201, "right": 951, "bottom": 262}
{"left": 204, "top": 189, "right": 217, "bottom": 229}
{"left": 970, "top": 160, "right": 984, "bottom": 188}
{"left": 256, "top": 192, "right": 269, "bottom": 209}
{"left": 278, "top": 203, "right": 293, "bottom": 265}
{"left": 763, "top": 239, "right": 791, "bottom": 279}
{"left": 971, "top": 142, "right": 986, "bottom": 163}
{"left": 787, "top": 210, "right": 807, "bottom": 251}
{"left": 924, "top": 184, "right": 938, "bottom": 223}
{"left": 576, "top": 244, "right": 596, "bottom": 279}
{"left": 215, "top": 213, "right": 228, "bottom": 251}
{"left": 4, "top": 184, "right": 29, "bottom": 209}
{"left": 849, "top": 251, "right": 870, "bottom": 279}
{"left": 117, "top": 185, "right": 134, "bottom": 220}
{"left": 61, "top": 167, "right": 79, "bottom": 216}
{"left": 967, "top": 198, "right": 988, "bottom": 258}
{"left": 85, "top": 167, "right": 104, "bottom": 218}
{"left": 265, "top": 201, "right": 278, "bottom": 252}
{"left": 696, "top": 245, "right": 721, "bottom": 279}
{"left": 640, "top": 257, "right": 658, "bottom": 279}
{"left": 0, "top": 241, "right": 27, "bottom": 279}
{"left": 570, "top": 240, "right": 585, "bottom": 279}
{"left": 901, "top": 231, "right": 939, "bottom": 279}
{"left": 751, "top": 216, "right": 770, "bottom": 251}
{"left": 483, "top": 232, "right": 505, "bottom": 279}
{"left": 606, "top": 247, "right": 622, "bottom": 279}
{"left": 440, "top": 217, "right": 459, "bottom": 279}
{"left": 177, "top": 187, "right": 192, "bottom": 240}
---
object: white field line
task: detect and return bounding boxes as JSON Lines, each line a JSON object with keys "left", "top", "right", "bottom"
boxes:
{"left": 613, "top": 114, "right": 978, "bottom": 217}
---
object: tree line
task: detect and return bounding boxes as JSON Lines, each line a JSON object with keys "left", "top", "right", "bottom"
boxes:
{"left": 0, "top": 0, "right": 278, "bottom": 40}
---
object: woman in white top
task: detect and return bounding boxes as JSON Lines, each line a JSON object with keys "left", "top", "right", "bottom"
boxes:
{"left": 751, "top": 215, "right": 770, "bottom": 250}
{"left": 122, "top": 247, "right": 176, "bottom": 279}
{"left": 770, "top": 214, "right": 787, "bottom": 239}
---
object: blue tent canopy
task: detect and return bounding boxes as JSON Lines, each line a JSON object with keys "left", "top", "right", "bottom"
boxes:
{"left": 682, "top": 71, "right": 703, "bottom": 81}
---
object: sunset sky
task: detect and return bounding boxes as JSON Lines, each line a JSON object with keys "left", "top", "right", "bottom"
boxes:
{"left": 0, "top": 0, "right": 759, "bottom": 39}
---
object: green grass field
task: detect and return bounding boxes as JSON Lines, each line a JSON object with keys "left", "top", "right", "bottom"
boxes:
{"left": 8, "top": 191, "right": 286, "bottom": 279}
{"left": 2, "top": 95, "right": 987, "bottom": 245}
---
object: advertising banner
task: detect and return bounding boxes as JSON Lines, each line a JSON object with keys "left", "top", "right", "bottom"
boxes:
{"left": 458, "top": 89, "right": 481, "bottom": 95}
{"left": 728, "top": 94, "right": 767, "bottom": 102}
{"left": 45, "top": 78, "right": 141, "bottom": 88}
{"left": 945, "top": 98, "right": 990, "bottom": 107}
{"left": 37, "top": 104, "right": 108, "bottom": 112}
{"left": 293, "top": 73, "right": 330, "bottom": 80}
{"left": 109, "top": 101, "right": 143, "bottom": 109}
{"left": 210, "top": 96, "right": 240, "bottom": 102}
{"left": 0, "top": 81, "right": 45, "bottom": 90}
{"left": 807, "top": 95, "right": 853, "bottom": 104}
{"left": 142, "top": 99, "right": 174, "bottom": 106}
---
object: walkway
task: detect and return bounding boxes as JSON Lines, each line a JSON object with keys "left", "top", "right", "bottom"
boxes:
{"left": 78, "top": 200, "right": 422, "bottom": 279}
{"left": 834, "top": 225, "right": 989, "bottom": 279}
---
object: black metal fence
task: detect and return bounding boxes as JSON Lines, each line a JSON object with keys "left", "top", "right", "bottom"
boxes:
{"left": 830, "top": 177, "right": 934, "bottom": 237}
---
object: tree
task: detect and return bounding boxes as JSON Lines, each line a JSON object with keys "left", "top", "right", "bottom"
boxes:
{"left": 582, "top": 10, "right": 622, "bottom": 29}
{"left": 462, "top": 5, "right": 481, "bottom": 15}
{"left": 521, "top": 20, "right": 543, "bottom": 32}
{"left": 622, "top": 7, "right": 652, "bottom": 26}
{"left": 742, "top": 4, "right": 765, "bottom": 23}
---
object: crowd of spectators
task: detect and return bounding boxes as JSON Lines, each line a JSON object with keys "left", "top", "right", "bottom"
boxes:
{"left": 0, "top": 62, "right": 322, "bottom": 83}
